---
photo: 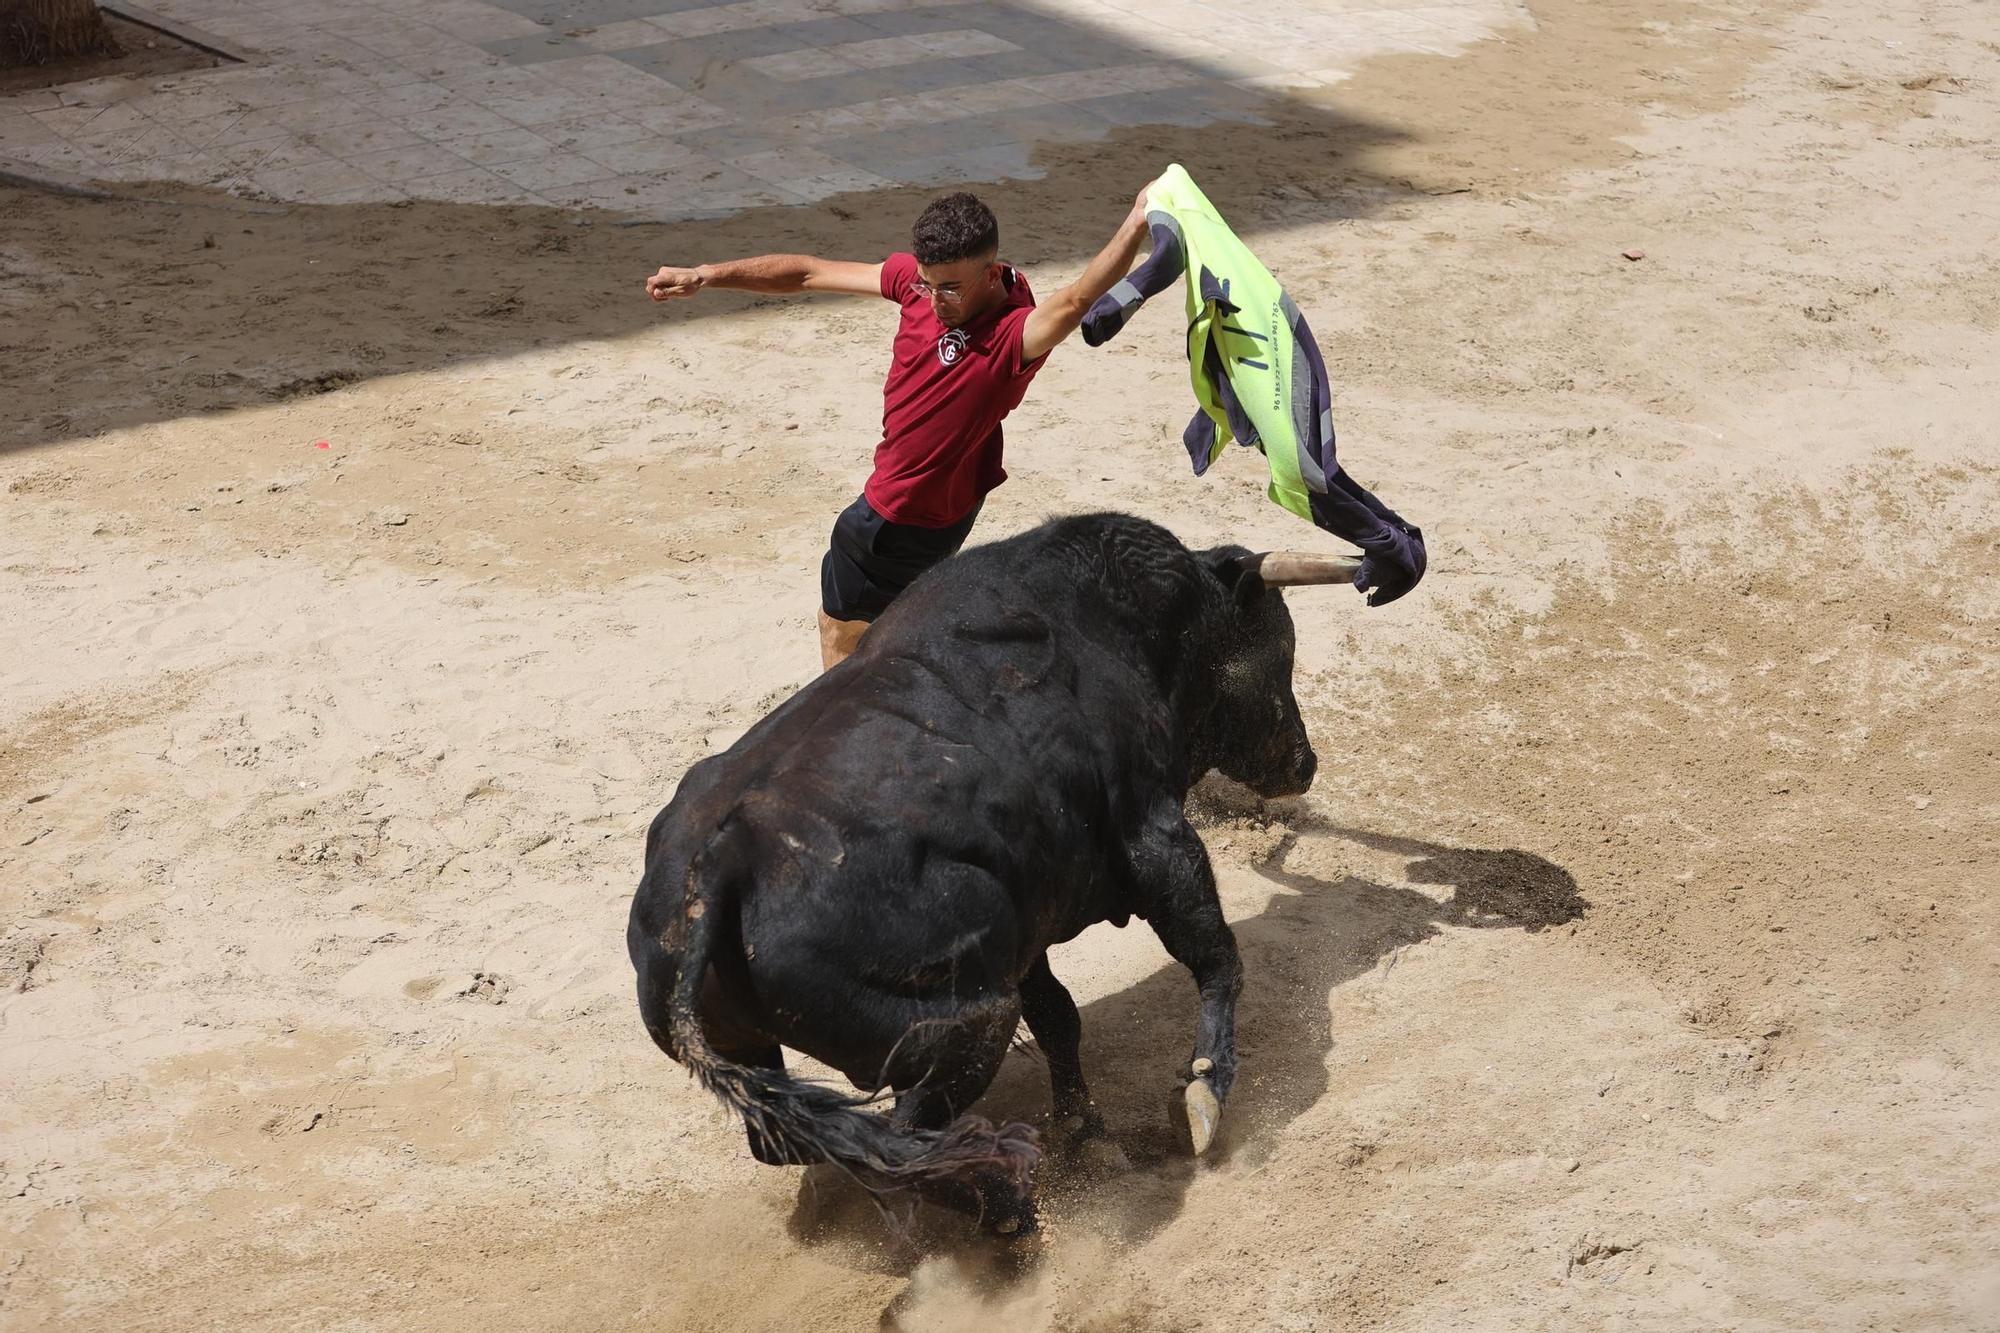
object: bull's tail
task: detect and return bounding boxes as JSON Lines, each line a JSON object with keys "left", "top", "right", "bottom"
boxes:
{"left": 646, "top": 830, "right": 1039, "bottom": 1221}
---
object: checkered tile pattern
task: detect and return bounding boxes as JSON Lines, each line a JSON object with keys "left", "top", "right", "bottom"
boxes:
{"left": 0, "top": 0, "right": 1526, "bottom": 212}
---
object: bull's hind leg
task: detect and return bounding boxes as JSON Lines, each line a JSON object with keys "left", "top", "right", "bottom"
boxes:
{"left": 1132, "top": 811, "right": 1244, "bottom": 1156}
{"left": 884, "top": 989, "right": 1021, "bottom": 1129}
{"left": 885, "top": 994, "right": 1039, "bottom": 1234}
{"left": 1019, "top": 955, "right": 1108, "bottom": 1145}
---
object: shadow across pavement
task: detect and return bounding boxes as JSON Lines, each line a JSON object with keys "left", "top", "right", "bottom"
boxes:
{"left": 5, "top": 86, "right": 1414, "bottom": 456}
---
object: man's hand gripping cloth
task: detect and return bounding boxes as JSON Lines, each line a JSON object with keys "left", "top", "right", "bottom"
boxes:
{"left": 1082, "top": 164, "right": 1427, "bottom": 606}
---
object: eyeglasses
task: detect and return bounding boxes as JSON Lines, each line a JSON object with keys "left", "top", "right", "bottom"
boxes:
{"left": 911, "top": 280, "right": 967, "bottom": 304}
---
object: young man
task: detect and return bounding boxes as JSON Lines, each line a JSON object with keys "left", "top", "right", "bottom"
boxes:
{"left": 645, "top": 187, "right": 1151, "bottom": 669}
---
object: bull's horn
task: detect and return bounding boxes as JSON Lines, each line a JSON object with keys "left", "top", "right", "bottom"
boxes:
{"left": 1185, "top": 1077, "right": 1221, "bottom": 1156}
{"left": 1238, "top": 551, "right": 1364, "bottom": 587}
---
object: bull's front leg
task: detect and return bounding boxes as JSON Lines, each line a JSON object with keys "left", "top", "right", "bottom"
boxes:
{"left": 1131, "top": 811, "right": 1243, "bottom": 1156}
{"left": 1018, "top": 954, "right": 1099, "bottom": 1135}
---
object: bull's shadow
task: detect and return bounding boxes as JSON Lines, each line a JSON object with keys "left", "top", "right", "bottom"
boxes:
{"left": 787, "top": 821, "right": 1585, "bottom": 1272}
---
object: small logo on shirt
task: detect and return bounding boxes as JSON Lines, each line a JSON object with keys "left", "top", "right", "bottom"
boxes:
{"left": 936, "top": 329, "right": 969, "bottom": 367}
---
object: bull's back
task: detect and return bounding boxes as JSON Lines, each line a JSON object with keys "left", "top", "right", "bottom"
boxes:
{"left": 634, "top": 513, "right": 1198, "bottom": 1071}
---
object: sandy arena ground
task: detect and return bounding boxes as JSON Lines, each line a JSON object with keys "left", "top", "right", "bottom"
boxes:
{"left": 4, "top": 0, "right": 1998, "bottom": 1327}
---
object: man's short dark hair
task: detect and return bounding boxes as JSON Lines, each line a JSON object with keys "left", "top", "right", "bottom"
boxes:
{"left": 911, "top": 192, "right": 999, "bottom": 265}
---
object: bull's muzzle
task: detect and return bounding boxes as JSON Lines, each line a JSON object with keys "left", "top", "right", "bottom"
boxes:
{"left": 1252, "top": 745, "right": 1316, "bottom": 799}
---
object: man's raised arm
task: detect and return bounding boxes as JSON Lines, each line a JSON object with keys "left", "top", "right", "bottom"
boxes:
{"left": 1018, "top": 183, "right": 1154, "bottom": 365}
{"left": 645, "top": 256, "right": 884, "bottom": 301}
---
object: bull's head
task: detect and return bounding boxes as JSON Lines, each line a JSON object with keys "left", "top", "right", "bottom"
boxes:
{"left": 1197, "top": 549, "right": 1362, "bottom": 799}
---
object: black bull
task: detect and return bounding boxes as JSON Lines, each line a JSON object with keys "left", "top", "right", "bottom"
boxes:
{"left": 628, "top": 513, "right": 1357, "bottom": 1233}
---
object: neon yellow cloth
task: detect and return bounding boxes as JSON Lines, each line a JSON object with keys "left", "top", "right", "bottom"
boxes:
{"left": 1145, "top": 164, "right": 1314, "bottom": 522}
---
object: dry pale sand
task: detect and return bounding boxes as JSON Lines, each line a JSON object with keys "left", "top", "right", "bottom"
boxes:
{"left": 3, "top": 0, "right": 1998, "bottom": 1327}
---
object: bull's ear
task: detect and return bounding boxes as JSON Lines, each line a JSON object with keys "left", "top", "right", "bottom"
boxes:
{"left": 1202, "top": 548, "right": 1267, "bottom": 607}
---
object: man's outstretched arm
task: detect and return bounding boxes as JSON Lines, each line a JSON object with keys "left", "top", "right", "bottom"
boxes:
{"left": 645, "top": 255, "right": 884, "bottom": 301}
{"left": 1018, "top": 183, "right": 1155, "bottom": 365}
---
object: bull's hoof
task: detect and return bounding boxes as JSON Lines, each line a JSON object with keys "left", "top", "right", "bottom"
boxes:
{"left": 1044, "top": 1109, "right": 1127, "bottom": 1177}
{"left": 1182, "top": 1077, "right": 1222, "bottom": 1156}
{"left": 1079, "top": 1134, "right": 1133, "bottom": 1175}
{"left": 989, "top": 1205, "right": 1039, "bottom": 1241}
{"left": 1055, "top": 1113, "right": 1132, "bottom": 1175}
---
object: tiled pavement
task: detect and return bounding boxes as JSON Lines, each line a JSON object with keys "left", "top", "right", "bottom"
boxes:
{"left": 0, "top": 0, "right": 1528, "bottom": 213}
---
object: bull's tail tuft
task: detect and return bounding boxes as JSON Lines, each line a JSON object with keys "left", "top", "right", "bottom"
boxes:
{"left": 697, "top": 1061, "right": 1039, "bottom": 1196}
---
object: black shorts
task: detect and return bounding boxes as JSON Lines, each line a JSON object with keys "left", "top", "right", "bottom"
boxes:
{"left": 819, "top": 495, "right": 980, "bottom": 622}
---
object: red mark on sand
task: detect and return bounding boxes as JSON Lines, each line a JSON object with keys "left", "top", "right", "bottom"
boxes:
{"left": 313, "top": 440, "right": 330, "bottom": 449}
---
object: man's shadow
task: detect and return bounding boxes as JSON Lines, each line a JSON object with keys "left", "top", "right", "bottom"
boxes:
{"left": 783, "top": 822, "right": 1586, "bottom": 1275}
